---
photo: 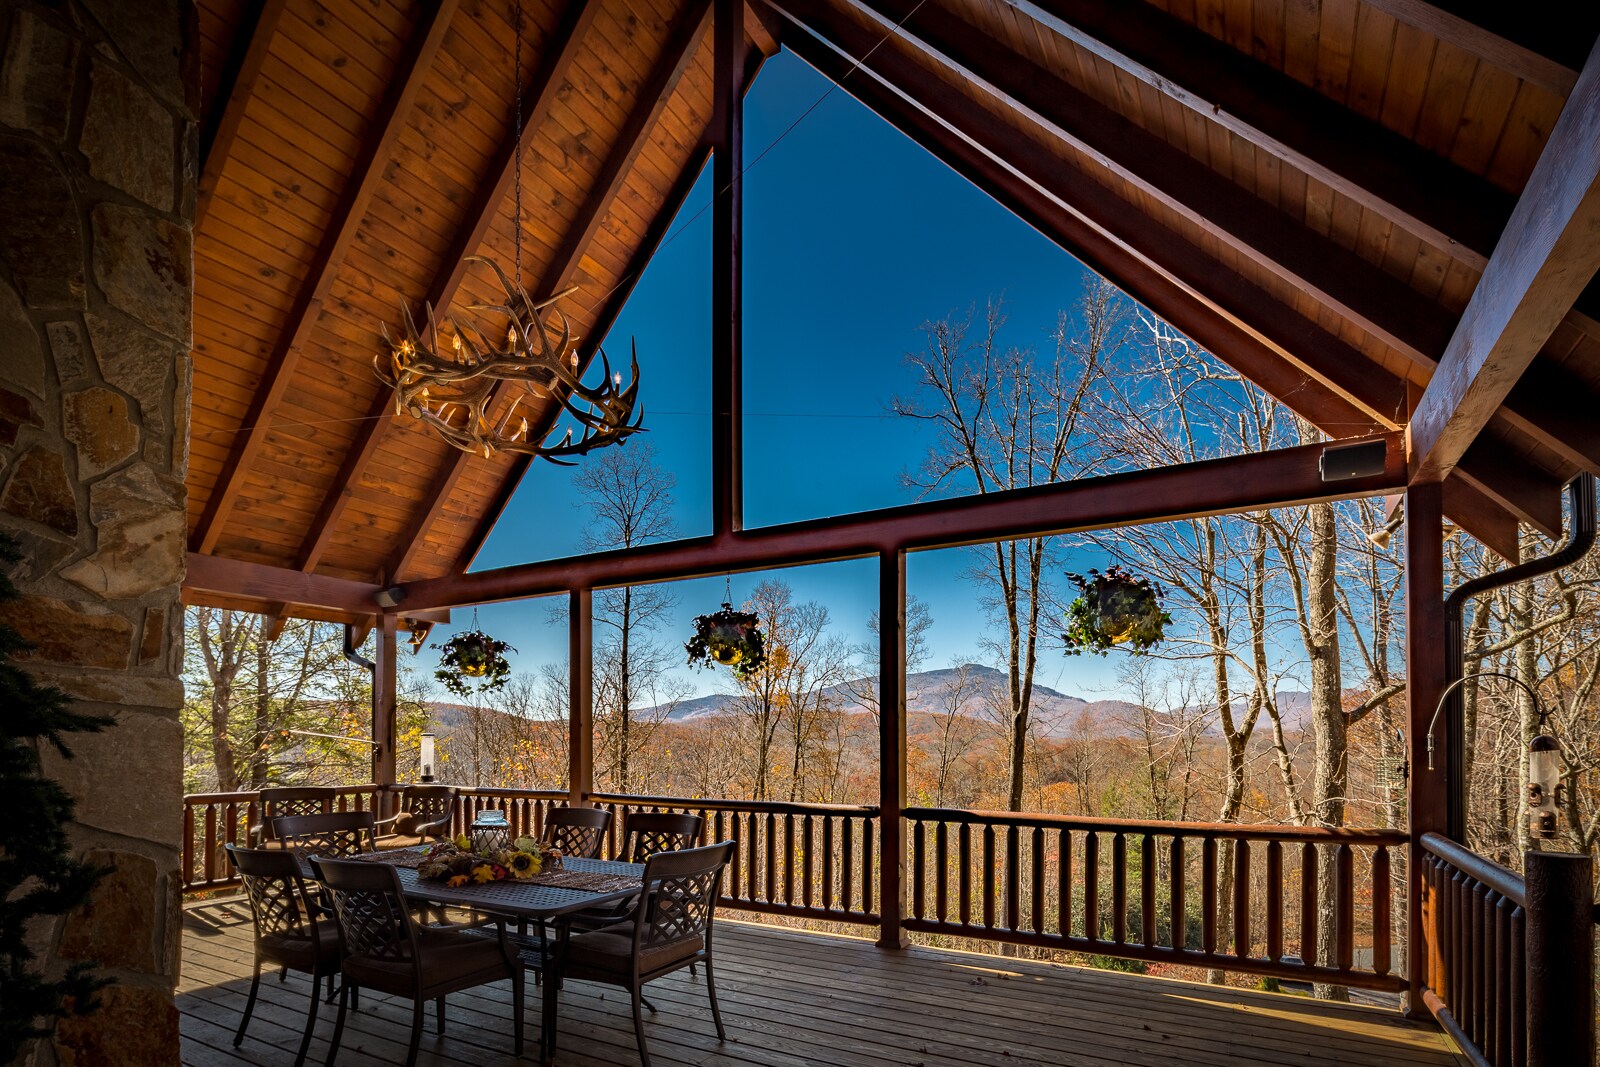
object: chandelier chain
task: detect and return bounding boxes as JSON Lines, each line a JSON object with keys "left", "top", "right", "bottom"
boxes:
{"left": 512, "top": 0, "right": 523, "bottom": 292}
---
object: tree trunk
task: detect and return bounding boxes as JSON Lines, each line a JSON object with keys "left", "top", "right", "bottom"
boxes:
{"left": 619, "top": 585, "right": 632, "bottom": 794}
{"left": 1305, "top": 502, "right": 1349, "bottom": 1002}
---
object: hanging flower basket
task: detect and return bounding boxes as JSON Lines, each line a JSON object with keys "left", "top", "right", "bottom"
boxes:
{"left": 1062, "top": 566, "right": 1170, "bottom": 656}
{"left": 432, "top": 629, "right": 516, "bottom": 698}
{"left": 685, "top": 602, "right": 767, "bottom": 678}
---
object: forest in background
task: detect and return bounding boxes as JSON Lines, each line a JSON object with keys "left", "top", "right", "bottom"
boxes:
{"left": 182, "top": 284, "right": 1600, "bottom": 993}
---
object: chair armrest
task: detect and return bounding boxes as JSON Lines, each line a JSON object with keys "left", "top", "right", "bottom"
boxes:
{"left": 411, "top": 814, "right": 452, "bottom": 839}
{"left": 372, "top": 812, "right": 404, "bottom": 832}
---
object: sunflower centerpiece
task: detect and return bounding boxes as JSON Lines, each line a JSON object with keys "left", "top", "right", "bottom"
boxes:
{"left": 1062, "top": 565, "right": 1170, "bottom": 656}
{"left": 432, "top": 628, "right": 515, "bottom": 698}
{"left": 685, "top": 602, "right": 767, "bottom": 678}
{"left": 415, "top": 835, "right": 563, "bottom": 887}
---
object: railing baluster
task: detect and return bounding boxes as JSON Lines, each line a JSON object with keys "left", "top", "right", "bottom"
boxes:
{"left": 1085, "top": 831, "right": 1100, "bottom": 943}
{"left": 1030, "top": 826, "right": 1045, "bottom": 934}
{"left": 1372, "top": 846, "right": 1391, "bottom": 977}
{"left": 1140, "top": 833, "right": 1155, "bottom": 947}
{"left": 1169, "top": 835, "right": 1185, "bottom": 951}
{"left": 765, "top": 812, "right": 777, "bottom": 905}
{"left": 823, "top": 814, "right": 835, "bottom": 913}
{"left": 1265, "top": 839, "right": 1283, "bottom": 961}
{"left": 1336, "top": 843, "right": 1353, "bottom": 974}
{"left": 1005, "top": 825, "right": 1020, "bottom": 932}
{"left": 911, "top": 819, "right": 925, "bottom": 921}
{"left": 203, "top": 805, "right": 217, "bottom": 886}
{"left": 1200, "top": 835, "right": 1215, "bottom": 955}
{"left": 1233, "top": 838, "right": 1250, "bottom": 958}
{"left": 862, "top": 817, "right": 874, "bottom": 917}
{"left": 935, "top": 821, "right": 948, "bottom": 924}
{"left": 842, "top": 815, "right": 854, "bottom": 914}
{"left": 1057, "top": 827, "right": 1072, "bottom": 939}
{"left": 982, "top": 823, "right": 996, "bottom": 930}
{"left": 1510, "top": 905, "right": 1525, "bottom": 1067}
{"left": 784, "top": 813, "right": 796, "bottom": 906}
{"left": 959, "top": 822, "right": 972, "bottom": 927}
{"left": 1300, "top": 841, "right": 1317, "bottom": 966}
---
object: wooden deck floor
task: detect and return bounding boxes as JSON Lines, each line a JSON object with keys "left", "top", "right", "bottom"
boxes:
{"left": 179, "top": 899, "right": 1464, "bottom": 1067}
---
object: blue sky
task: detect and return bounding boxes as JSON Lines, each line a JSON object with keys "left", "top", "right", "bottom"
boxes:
{"left": 431, "top": 51, "right": 1133, "bottom": 701}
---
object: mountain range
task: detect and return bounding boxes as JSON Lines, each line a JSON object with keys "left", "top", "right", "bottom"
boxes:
{"left": 636, "top": 663, "right": 1317, "bottom": 740}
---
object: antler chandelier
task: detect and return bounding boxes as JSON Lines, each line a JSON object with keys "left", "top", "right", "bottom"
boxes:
{"left": 376, "top": 259, "right": 642, "bottom": 463}
{"left": 375, "top": 0, "right": 643, "bottom": 465}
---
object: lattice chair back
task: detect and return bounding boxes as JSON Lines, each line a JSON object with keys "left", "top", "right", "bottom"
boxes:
{"left": 402, "top": 785, "right": 457, "bottom": 825}
{"left": 227, "top": 843, "right": 321, "bottom": 941}
{"left": 635, "top": 841, "right": 732, "bottom": 950}
{"left": 544, "top": 805, "right": 612, "bottom": 859}
{"left": 255, "top": 786, "right": 337, "bottom": 843}
{"left": 272, "top": 810, "right": 378, "bottom": 860}
{"left": 623, "top": 811, "right": 703, "bottom": 862}
{"left": 310, "top": 856, "right": 419, "bottom": 968}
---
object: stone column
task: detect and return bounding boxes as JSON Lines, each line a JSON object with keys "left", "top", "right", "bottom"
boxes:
{"left": 0, "top": 1, "right": 194, "bottom": 1063}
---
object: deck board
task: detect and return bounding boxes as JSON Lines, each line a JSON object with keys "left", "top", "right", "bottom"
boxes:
{"left": 179, "top": 900, "right": 1465, "bottom": 1066}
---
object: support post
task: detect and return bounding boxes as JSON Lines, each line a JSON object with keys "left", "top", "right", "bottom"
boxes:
{"left": 569, "top": 588, "right": 594, "bottom": 804}
{"left": 877, "top": 548, "right": 909, "bottom": 948}
{"left": 1404, "top": 481, "right": 1447, "bottom": 1014}
{"left": 711, "top": 0, "right": 744, "bottom": 536}
{"left": 1525, "top": 850, "right": 1595, "bottom": 1066}
{"left": 372, "top": 612, "right": 399, "bottom": 805}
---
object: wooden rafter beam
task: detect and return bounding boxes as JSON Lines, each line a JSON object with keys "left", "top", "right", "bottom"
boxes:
{"left": 859, "top": 0, "right": 1458, "bottom": 370}
{"left": 387, "top": 0, "right": 716, "bottom": 582}
{"left": 1008, "top": 0, "right": 1515, "bottom": 271}
{"left": 291, "top": 0, "right": 604, "bottom": 578}
{"left": 197, "top": 0, "right": 288, "bottom": 229}
{"left": 1357, "top": 0, "right": 1590, "bottom": 96}
{"left": 400, "top": 432, "right": 1407, "bottom": 610}
{"left": 712, "top": 0, "right": 747, "bottom": 536}
{"left": 1408, "top": 39, "right": 1600, "bottom": 484}
{"left": 185, "top": 553, "right": 384, "bottom": 615}
{"left": 191, "top": 0, "right": 460, "bottom": 556}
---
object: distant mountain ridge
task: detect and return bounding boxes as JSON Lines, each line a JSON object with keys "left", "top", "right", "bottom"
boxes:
{"left": 636, "top": 663, "right": 1288, "bottom": 740}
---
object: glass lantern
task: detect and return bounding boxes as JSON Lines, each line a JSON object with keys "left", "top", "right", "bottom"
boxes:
{"left": 470, "top": 809, "right": 511, "bottom": 853}
{"left": 419, "top": 732, "right": 436, "bottom": 783}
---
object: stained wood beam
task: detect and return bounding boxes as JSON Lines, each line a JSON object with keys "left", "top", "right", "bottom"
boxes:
{"left": 292, "top": 0, "right": 604, "bottom": 578}
{"left": 387, "top": 0, "right": 715, "bottom": 583}
{"left": 712, "top": 0, "right": 747, "bottom": 536}
{"left": 196, "top": 0, "right": 288, "bottom": 228}
{"left": 400, "top": 432, "right": 1406, "bottom": 610}
{"left": 1357, "top": 0, "right": 1590, "bottom": 96}
{"left": 184, "top": 553, "right": 384, "bottom": 615}
{"left": 1408, "top": 38, "right": 1600, "bottom": 484}
{"left": 1441, "top": 476, "right": 1521, "bottom": 561}
{"left": 861, "top": 0, "right": 1459, "bottom": 370}
{"left": 191, "top": 0, "right": 460, "bottom": 556}
{"left": 1009, "top": 0, "right": 1514, "bottom": 270}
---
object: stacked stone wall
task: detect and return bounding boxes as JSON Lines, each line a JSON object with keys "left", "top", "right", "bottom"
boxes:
{"left": 0, "top": 0, "right": 194, "bottom": 1062}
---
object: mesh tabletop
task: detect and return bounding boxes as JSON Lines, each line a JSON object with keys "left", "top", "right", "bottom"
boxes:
{"left": 306, "top": 852, "right": 645, "bottom": 919}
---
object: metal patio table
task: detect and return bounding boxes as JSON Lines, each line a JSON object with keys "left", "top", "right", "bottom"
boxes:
{"left": 306, "top": 851, "right": 644, "bottom": 1064}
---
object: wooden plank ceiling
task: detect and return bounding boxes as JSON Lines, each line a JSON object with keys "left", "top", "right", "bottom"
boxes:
{"left": 185, "top": 0, "right": 1600, "bottom": 624}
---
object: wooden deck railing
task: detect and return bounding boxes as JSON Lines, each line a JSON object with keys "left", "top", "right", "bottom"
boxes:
{"left": 1418, "top": 833, "right": 1593, "bottom": 1067}
{"left": 181, "top": 789, "right": 1412, "bottom": 991}
{"left": 587, "top": 792, "right": 880, "bottom": 925}
{"left": 180, "top": 784, "right": 382, "bottom": 892}
{"left": 904, "top": 807, "right": 1408, "bottom": 991}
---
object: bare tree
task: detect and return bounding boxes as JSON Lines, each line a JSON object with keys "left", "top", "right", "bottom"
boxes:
{"left": 894, "top": 287, "right": 1116, "bottom": 809}
{"left": 572, "top": 442, "right": 678, "bottom": 793}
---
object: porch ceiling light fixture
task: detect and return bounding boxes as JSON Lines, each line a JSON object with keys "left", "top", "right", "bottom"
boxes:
{"left": 375, "top": 0, "right": 642, "bottom": 465}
